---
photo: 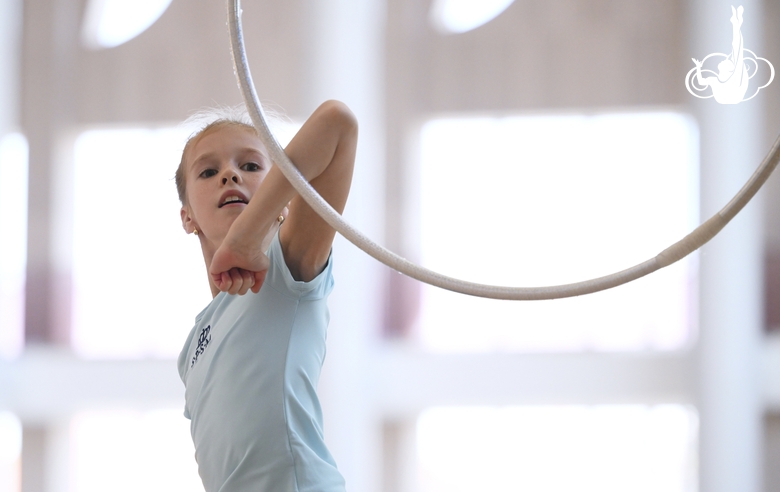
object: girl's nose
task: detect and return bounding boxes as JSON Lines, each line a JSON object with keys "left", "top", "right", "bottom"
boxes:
{"left": 221, "top": 172, "right": 240, "bottom": 185}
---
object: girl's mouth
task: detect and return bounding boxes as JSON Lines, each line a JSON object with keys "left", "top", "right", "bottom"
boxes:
{"left": 219, "top": 191, "right": 249, "bottom": 207}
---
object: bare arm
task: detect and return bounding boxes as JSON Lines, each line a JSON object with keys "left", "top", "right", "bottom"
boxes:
{"left": 209, "top": 100, "right": 357, "bottom": 289}
{"left": 279, "top": 101, "right": 357, "bottom": 281}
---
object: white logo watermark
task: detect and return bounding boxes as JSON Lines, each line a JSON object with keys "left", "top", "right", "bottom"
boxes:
{"left": 685, "top": 5, "right": 774, "bottom": 104}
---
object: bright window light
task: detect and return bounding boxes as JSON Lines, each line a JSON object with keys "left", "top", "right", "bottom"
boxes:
{"left": 417, "top": 405, "right": 697, "bottom": 492}
{"left": 71, "top": 127, "right": 211, "bottom": 358}
{"left": 70, "top": 123, "right": 301, "bottom": 359}
{"left": 81, "top": 0, "right": 173, "bottom": 49}
{"left": 70, "top": 409, "right": 202, "bottom": 492}
{"left": 0, "top": 411, "right": 22, "bottom": 492}
{"left": 269, "top": 119, "right": 304, "bottom": 148}
{"left": 417, "top": 112, "right": 699, "bottom": 352}
{"left": 429, "top": 0, "right": 515, "bottom": 34}
{"left": 0, "top": 132, "right": 28, "bottom": 359}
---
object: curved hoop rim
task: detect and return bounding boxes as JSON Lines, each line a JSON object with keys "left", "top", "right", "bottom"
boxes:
{"left": 227, "top": 0, "right": 780, "bottom": 300}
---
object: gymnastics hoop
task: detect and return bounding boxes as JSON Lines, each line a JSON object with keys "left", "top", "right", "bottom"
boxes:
{"left": 227, "top": 0, "right": 780, "bottom": 300}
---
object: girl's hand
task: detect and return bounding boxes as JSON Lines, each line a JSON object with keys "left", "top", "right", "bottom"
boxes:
{"left": 213, "top": 266, "right": 265, "bottom": 296}
{"left": 209, "top": 207, "right": 288, "bottom": 295}
{"left": 210, "top": 246, "right": 270, "bottom": 295}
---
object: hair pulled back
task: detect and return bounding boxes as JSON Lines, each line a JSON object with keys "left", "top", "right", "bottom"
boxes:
{"left": 175, "top": 104, "right": 287, "bottom": 205}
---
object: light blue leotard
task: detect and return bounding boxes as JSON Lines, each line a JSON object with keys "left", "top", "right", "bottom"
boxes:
{"left": 178, "top": 233, "right": 345, "bottom": 492}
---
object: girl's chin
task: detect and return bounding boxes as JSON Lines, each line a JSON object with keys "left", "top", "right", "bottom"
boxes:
{"left": 201, "top": 218, "right": 239, "bottom": 240}
{"left": 217, "top": 207, "right": 245, "bottom": 221}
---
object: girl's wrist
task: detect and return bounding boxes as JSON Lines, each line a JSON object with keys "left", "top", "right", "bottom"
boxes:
{"left": 226, "top": 203, "right": 285, "bottom": 253}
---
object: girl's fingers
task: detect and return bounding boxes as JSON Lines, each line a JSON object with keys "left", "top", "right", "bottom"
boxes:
{"left": 211, "top": 262, "right": 267, "bottom": 296}
{"left": 237, "top": 269, "right": 254, "bottom": 295}
{"left": 228, "top": 268, "right": 243, "bottom": 295}
{"left": 228, "top": 268, "right": 255, "bottom": 296}
{"left": 213, "top": 271, "right": 233, "bottom": 293}
{"left": 219, "top": 271, "right": 232, "bottom": 292}
{"left": 213, "top": 268, "right": 265, "bottom": 295}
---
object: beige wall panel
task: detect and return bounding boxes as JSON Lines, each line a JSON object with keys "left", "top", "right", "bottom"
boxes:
{"left": 766, "top": 414, "right": 780, "bottom": 492}
{"left": 389, "top": 0, "right": 686, "bottom": 114}
{"left": 762, "top": 0, "right": 780, "bottom": 254}
{"left": 71, "top": 0, "right": 310, "bottom": 124}
{"left": 759, "top": 0, "right": 780, "bottom": 331}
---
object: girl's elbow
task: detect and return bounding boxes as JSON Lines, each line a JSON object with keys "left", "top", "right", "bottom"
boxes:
{"left": 319, "top": 100, "right": 358, "bottom": 134}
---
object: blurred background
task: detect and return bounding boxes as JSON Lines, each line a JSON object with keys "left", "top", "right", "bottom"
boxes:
{"left": 1, "top": 0, "right": 780, "bottom": 491}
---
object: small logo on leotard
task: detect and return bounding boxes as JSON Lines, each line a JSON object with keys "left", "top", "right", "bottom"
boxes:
{"left": 191, "top": 324, "right": 212, "bottom": 367}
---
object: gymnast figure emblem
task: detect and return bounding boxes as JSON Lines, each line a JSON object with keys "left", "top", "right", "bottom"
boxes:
{"left": 685, "top": 5, "right": 774, "bottom": 104}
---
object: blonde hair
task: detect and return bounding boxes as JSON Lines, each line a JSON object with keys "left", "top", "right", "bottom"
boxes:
{"left": 175, "top": 104, "right": 289, "bottom": 205}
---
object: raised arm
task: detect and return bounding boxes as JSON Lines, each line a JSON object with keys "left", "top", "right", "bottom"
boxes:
{"left": 278, "top": 101, "right": 357, "bottom": 280}
{"left": 209, "top": 100, "right": 357, "bottom": 290}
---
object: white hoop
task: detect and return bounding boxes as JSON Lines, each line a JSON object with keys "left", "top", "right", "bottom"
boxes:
{"left": 227, "top": 0, "right": 780, "bottom": 300}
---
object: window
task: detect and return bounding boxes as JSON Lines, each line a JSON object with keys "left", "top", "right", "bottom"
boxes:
{"left": 71, "top": 127, "right": 210, "bottom": 358}
{"left": 70, "top": 409, "right": 202, "bottom": 492}
{"left": 417, "top": 112, "right": 698, "bottom": 352}
{"left": 417, "top": 405, "right": 697, "bottom": 492}
{"left": 0, "top": 411, "right": 21, "bottom": 492}
{"left": 81, "top": 0, "right": 173, "bottom": 49}
{"left": 429, "top": 0, "right": 516, "bottom": 34}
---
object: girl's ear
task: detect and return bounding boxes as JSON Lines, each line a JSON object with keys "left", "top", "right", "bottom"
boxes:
{"left": 181, "top": 206, "right": 198, "bottom": 234}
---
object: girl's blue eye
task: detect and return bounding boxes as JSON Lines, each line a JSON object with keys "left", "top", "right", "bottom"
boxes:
{"left": 200, "top": 169, "right": 217, "bottom": 178}
{"left": 242, "top": 162, "right": 262, "bottom": 171}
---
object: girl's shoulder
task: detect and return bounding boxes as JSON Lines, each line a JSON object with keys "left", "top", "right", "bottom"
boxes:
{"left": 265, "top": 231, "right": 335, "bottom": 301}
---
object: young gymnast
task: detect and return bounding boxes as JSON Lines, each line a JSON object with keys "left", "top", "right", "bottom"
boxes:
{"left": 176, "top": 100, "right": 357, "bottom": 492}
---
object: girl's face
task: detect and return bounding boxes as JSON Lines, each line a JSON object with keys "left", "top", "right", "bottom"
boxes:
{"left": 180, "top": 125, "right": 272, "bottom": 247}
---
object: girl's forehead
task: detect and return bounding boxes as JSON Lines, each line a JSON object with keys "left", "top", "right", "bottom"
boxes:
{"left": 196, "top": 124, "right": 263, "bottom": 149}
{"left": 187, "top": 125, "right": 267, "bottom": 167}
